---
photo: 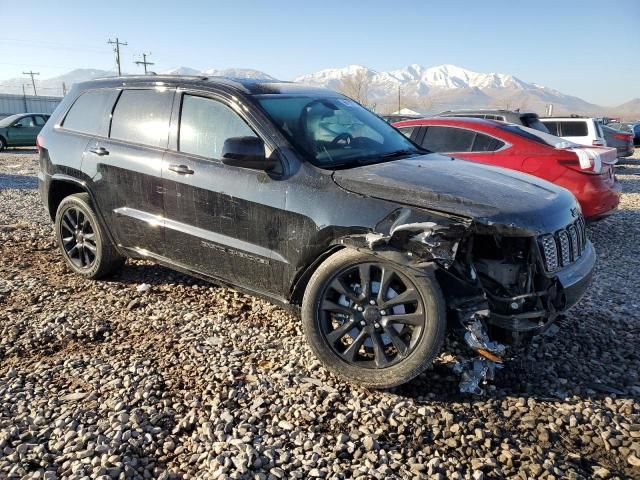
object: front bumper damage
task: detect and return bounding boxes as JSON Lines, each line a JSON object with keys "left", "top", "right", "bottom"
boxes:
{"left": 338, "top": 207, "right": 596, "bottom": 394}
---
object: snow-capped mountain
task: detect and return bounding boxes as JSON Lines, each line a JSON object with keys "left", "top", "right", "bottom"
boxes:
{"left": 160, "top": 66, "right": 201, "bottom": 76}
{"left": 160, "top": 67, "right": 276, "bottom": 80}
{"left": 293, "top": 63, "right": 597, "bottom": 114}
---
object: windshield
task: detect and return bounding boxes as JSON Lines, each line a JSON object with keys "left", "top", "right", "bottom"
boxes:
{"left": 499, "top": 123, "right": 579, "bottom": 149}
{"left": 256, "top": 95, "right": 423, "bottom": 168}
{"left": 0, "top": 114, "right": 23, "bottom": 127}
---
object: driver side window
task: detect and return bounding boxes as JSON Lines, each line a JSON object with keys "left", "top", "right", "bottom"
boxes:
{"left": 16, "top": 116, "right": 34, "bottom": 127}
{"left": 179, "top": 94, "right": 257, "bottom": 159}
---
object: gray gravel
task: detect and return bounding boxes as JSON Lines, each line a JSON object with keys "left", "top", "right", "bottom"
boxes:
{"left": 0, "top": 147, "right": 638, "bottom": 479}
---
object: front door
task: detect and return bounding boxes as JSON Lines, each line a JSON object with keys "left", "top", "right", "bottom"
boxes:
{"left": 9, "top": 115, "right": 38, "bottom": 145}
{"left": 162, "top": 92, "right": 286, "bottom": 292}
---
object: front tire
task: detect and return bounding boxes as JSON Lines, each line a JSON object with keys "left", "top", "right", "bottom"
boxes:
{"left": 0, "top": 137, "right": 6, "bottom": 151}
{"left": 55, "top": 193, "right": 124, "bottom": 279}
{"left": 301, "top": 249, "right": 446, "bottom": 388}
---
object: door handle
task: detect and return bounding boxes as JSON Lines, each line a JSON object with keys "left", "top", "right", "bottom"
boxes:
{"left": 168, "top": 164, "right": 194, "bottom": 175}
{"left": 89, "top": 147, "right": 109, "bottom": 156}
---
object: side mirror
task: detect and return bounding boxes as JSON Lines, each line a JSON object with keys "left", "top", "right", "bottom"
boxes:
{"left": 221, "top": 136, "right": 277, "bottom": 171}
{"left": 12, "top": 123, "right": 22, "bottom": 128}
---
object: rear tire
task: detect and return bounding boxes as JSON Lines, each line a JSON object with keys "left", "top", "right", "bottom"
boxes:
{"left": 55, "top": 193, "right": 124, "bottom": 279}
{"left": 301, "top": 248, "right": 446, "bottom": 388}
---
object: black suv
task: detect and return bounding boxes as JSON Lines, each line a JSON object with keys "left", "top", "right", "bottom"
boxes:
{"left": 38, "top": 76, "right": 595, "bottom": 390}
{"left": 436, "top": 109, "right": 550, "bottom": 133}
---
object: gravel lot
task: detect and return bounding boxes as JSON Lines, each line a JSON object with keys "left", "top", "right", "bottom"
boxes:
{"left": 0, "top": 148, "right": 638, "bottom": 480}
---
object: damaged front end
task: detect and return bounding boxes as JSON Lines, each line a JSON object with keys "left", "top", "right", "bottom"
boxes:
{"left": 339, "top": 207, "right": 595, "bottom": 394}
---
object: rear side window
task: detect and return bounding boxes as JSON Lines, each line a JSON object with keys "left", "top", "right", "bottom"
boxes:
{"left": 179, "top": 94, "right": 256, "bottom": 159}
{"left": 542, "top": 121, "right": 560, "bottom": 136}
{"left": 34, "top": 115, "right": 46, "bottom": 126}
{"left": 420, "top": 126, "right": 476, "bottom": 152}
{"left": 110, "top": 89, "right": 174, "bottom": 148}
{"left": 559, "top": 121, "right": 588, "bottom": 137}
{"left": 472, "top": 133, "right": 505, "bottom": 152}
{"left": 63, "top": 90, "right": 118, "bottom": 136}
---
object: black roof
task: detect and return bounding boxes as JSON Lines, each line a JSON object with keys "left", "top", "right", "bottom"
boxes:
{"left": 76, "top": 75, "right": 334, "bottom": 96}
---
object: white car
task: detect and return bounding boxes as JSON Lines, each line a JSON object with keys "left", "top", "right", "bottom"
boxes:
{"left": 540, "top": 117, "right": 607, "bottom": 147}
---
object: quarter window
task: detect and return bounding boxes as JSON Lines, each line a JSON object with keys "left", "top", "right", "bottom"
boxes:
{"left": 110, "top": 89, "right": 173, "bottom": 147}
{"left": 62, "top": 89, "right": 119, "bottom": 136}
{"left": 420, "top": 126, "right": 476, "bottom": 152}
{"left": 472, "top": 133, "right": 505, "bottom": 152}
{"left": 397, "top": 127, "right": 414, "bottom": 139}
{"left": 179, "top": 94, "right": 257, "bottom": 159}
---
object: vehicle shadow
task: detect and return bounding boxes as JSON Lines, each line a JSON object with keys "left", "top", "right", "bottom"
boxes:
{"left": 112, "top": 259, "right": 639, "bottom": 403}
{"left": 4, "top": 147, "right": 38, "bottom": 155}
{"left": 0, "top": 173, "right": 37, "bottom": 189}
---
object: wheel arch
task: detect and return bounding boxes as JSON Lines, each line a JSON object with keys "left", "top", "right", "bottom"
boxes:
{"left": 47, "top": 176, "right": 89, "bottom": 221}
{"left": 289, "top": 244, "right": 345, "bottom": 306}
{"left": 48, "top": 175, "right": 122, "bottom": 255}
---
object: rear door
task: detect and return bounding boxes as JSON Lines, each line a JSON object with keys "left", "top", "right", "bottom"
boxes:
{"left": 415, "top": 125, "right": 511, "bottom": 167}
{"left": 161, "top": 90, "right": 286, "bottom": 291}
{"left": 83, "top": 87, "right": 174, "bottom": 256}
{"left": 417, "top": 125, "right": 476, "bottom": 154}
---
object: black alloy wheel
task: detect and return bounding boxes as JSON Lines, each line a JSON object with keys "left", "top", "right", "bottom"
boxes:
{"left": 319, "top": 262, "right": 425, "bottom": 368}
{"left": 302, "top": 249, "right": 446, "bottom": 388}
{"left": 54, "top": 193, "right": 124, "bottom": 279}
{"left": 59, "top": 206, "right": 98, "bottom": 269}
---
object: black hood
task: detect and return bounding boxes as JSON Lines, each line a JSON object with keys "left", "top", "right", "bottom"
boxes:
{"left": 332, "top": 154, "right": 579, "bottom": 234}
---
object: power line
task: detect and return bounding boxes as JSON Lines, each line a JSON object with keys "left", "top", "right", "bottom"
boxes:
{"left": 22, "top": 71, "right": 40, "bottom": 96}
{"left": 134, "top": 52, "right": 154, "bottom": 75}
{"left": 107, "top": 37, "right": 128, "bottom": 76}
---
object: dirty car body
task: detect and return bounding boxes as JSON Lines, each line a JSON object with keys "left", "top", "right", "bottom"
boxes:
{"left": 37, "top": 76, "right": 596, "bottom": 390}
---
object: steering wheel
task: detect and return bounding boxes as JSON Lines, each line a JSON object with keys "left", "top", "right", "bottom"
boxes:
{"left": 331, "top": 132, "right": 353, "bottom": 146}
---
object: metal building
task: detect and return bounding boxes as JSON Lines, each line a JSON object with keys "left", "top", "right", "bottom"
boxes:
{"left": 0, "top": 93, "right": 62, "bottom": 118}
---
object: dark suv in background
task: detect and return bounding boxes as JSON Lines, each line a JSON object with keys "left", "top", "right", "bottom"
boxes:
{"left": 37, "top": 76, "right": 595, "bottom": 391}
{"left": 436, "top": 109, "right": 550, "bottom": 133}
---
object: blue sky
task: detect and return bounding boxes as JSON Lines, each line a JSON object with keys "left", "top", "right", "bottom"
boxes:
{"left": 2, "top": 0, "right": 638, "bottom": 105}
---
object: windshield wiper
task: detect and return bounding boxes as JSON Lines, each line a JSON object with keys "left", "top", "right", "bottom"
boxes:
{"left": 377, "top": 149, "right": 419, "bottom": 159}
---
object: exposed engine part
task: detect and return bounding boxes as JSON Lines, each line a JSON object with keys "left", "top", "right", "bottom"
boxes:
{"left": 462, "top": 313, "right": 507, "bottom": 357}
{"left": 452, "top": 303, "right": 507, "bottom": 395}
{"left": 453, "top": 357, "right": 502, "bottom": 395}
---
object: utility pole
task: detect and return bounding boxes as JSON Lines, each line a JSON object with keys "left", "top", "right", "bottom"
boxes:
{"left": 397, "top": 85, "right": 401, "bottom": 113}
{"left": 22, "top": 71, "right": 39, "bottom": 96}
{"left": 62, "top": 82, "right": 67, "bottom": 96}
{"left": 134, "top": 52, "right": 154, "bottom": 75}
{"left": 108, "top": 37, "right": 128, "bottom": 76}
{"left": 21, "top": 84, "right": 28, "bottom": 112}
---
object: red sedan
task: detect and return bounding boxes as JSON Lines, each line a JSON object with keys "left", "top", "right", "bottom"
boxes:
{"left": 393, "top": 117, "right": 620, "bottom": 219}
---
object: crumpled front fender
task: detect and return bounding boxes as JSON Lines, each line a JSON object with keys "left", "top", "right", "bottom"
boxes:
{"left": 334, "top": 207, "right": 472, "bottom": 270}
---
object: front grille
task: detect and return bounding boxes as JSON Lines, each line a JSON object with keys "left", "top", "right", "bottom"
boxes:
{"left": 538, "top": 216, "right": 587, "bottom": 272}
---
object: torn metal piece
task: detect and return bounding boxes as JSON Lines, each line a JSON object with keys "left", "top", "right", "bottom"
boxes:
{"left": 450, "top": 302, "right": 508, "bottom": 394}
{"left": 463, "top": 316, "right": 507, "bottom": 357}
{"left": 453, "top": 357, "right": 503, "bottom": 395}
